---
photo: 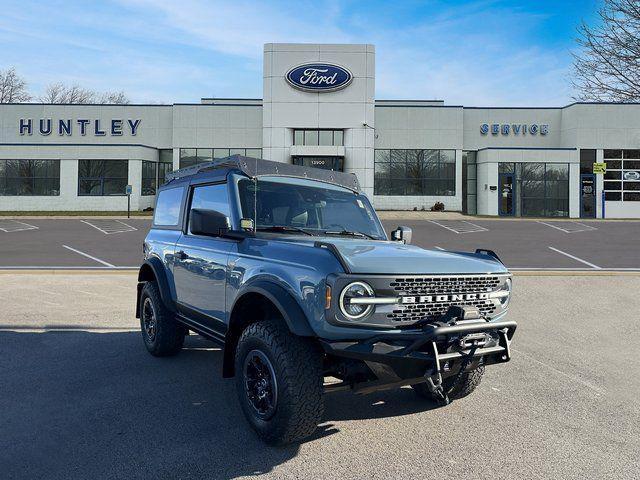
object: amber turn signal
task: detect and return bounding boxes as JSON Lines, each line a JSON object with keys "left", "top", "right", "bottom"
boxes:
{"left": 325, "top": 285, "right": 332, "bottom": 310}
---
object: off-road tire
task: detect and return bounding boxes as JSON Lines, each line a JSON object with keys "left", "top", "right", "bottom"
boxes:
{"left": 235, "top": 320, "right": 324, "bottom": 445}
{"left": 139, "top": 281, "right": 186, "bottom": 356}
{"left": 413, "top": 365, "right": 485, "bottom": 401}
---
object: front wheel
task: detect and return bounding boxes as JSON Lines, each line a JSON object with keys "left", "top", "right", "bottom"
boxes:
{"left": 235, "top": 320, "right": 324, "bottom": 445}
{"left": 413, "top": 365, "right": 485, "bottom": 401}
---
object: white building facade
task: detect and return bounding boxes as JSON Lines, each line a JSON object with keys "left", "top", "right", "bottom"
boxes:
{"left": 1, "top": 43, "right": 640, "bottom": 218}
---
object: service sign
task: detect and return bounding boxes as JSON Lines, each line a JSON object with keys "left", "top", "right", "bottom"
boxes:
{"left": 480, "top": 123, "right": 548, "bottom": 136}
{"left": 285, "top": 63, "right": 353, "bottom": 92}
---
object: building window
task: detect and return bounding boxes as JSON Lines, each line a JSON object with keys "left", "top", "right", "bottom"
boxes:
{"left": 580, "top": 149, "right": 596, "bottom": 175}
{"left": 0, "top": 160, "right": 60, "bottom": 196}
{"left": 374, "top": 149, "right": 456, "bottom": 196}
{"left": 603, "top": 149, "right": 640, "bottom": 201}
{"left": 462, "top": 151, "right": 477, "bottom": 215}
{"left": 293, "top": 129, "right": 344, "bottom": 146}
{"left": 158, "top": 150, "right": 174, "bottom": 186}
{"left": 78, "top": 160, "right": 128, "bottom": 196}
{"left": 500, "top": 162, "right": 569, "bottom": 217}
{"left": 142, "top": 161, "right": 156, "bottom": 196}
{"left": 179, "top": 148, "right": 262, "bottom": 168}
{"left": 141, "top": 153, "right": 174, "bottom": 196}
{"left": 158, "top": 162, "right": 173, "bottom": 187}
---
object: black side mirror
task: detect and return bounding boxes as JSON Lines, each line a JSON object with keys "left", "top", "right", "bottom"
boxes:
{"left": 391, "top": 226, "right": 412, "bottom": 244}
{"left": 190, "top": 209, "right": 230, "bottom": 237}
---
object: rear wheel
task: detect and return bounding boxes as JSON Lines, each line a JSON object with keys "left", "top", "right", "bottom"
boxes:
{"left": 413, "top": 365, "right": 485, "bottom": 401}
{"left": 139, "top": 281, "right": 186, "bottom": 356}
{"left": 235, "top": 320, "right": 324, "bottom": 445}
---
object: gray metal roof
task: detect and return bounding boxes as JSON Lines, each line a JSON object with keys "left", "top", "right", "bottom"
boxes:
{"left": 165, "top": 155, "right": 361, "bottom": 192}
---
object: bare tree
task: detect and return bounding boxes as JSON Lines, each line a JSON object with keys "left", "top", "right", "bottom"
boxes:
{"left": 40, "top": 83, "right": 95, "bottom": 104}
{"left": 40, "top": 82, "right": 131, "bottom": 104}
{"left": 97, "top": 90, "right": 130, "bottom": 104}
{"left": 572, "top": 0, "right": 640, "bottom": 101}
{"left": 0, "top": 67, "right": 32, "bottom": 103}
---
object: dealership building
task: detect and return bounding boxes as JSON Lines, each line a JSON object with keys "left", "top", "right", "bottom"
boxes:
{"left": 1, "top": 43, "right": 640, "bottom": 218}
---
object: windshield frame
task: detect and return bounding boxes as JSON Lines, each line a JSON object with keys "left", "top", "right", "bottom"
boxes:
{"left": 230, "top": 173, "right": 387, "bottom": 240}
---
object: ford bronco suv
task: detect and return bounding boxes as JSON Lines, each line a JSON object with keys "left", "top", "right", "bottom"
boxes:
{"left": 137, "top": 155, "right": 516, "bottom": 445}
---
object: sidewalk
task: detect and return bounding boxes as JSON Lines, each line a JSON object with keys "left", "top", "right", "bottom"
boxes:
{"left": 376, "top": 210, "right": 471, "bottom": 220}
{"left": 375, "top": 211, "right": 638, "bottom": 222}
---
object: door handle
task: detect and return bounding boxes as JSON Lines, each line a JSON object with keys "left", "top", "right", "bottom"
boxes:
{"left": 176, "top": 250, "right": 188, "bottom": 260}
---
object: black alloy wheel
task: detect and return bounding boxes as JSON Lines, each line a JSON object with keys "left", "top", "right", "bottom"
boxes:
{"left": 142, "top": 297, "right": 157, "bottom": 342}
{"left": 243, "top": 349, "right": 278, "bottom": 420}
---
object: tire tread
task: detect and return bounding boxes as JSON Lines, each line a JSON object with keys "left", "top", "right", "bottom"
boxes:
{"left": 140, "top": 281, "right": 185, "bottom": 357}
{"left": 236, "top": 320, "right": 324, "bottom": 445}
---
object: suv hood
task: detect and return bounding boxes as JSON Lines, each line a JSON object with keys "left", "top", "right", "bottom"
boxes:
{"left": 279, "top": 236, "right": 507, "bottom": 275}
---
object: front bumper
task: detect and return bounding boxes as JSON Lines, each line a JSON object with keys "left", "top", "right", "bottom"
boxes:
{"left": 320, "top": 319, "right": 517, "bottom": 394}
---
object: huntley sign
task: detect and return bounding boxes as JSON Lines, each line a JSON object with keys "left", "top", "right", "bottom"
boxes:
{"left": 19, "top": 118, "right": 142, "bottom": 136}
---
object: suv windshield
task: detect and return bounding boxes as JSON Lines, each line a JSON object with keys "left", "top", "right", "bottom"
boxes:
{"left": 237, "top": 176, "right": 386, "bottom": 240}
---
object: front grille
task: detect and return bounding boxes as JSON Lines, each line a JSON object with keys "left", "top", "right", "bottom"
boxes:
{"left": 387, "top": 275, "right": 502, "bottom": 322}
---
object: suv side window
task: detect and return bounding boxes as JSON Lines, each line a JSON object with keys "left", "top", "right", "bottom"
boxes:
{"left": 188, "top": 183, "right": 230, "bottom": 234}
{"left": 153, "top": 186, "right": 184, "bottom": 226}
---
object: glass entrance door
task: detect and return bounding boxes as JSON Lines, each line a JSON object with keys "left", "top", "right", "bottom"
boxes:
{"left": 498, "top": 173, "right": 515, "bottom": 216}
{"left": 580, "top": 174, "right": 596, "bottom": 218}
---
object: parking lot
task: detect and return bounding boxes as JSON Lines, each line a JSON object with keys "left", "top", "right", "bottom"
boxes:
{"left": 1, "top": 273, "right": 638, "bottom": 480}
{"left": 1, "top": 217, "right": 639, "bottom": 271}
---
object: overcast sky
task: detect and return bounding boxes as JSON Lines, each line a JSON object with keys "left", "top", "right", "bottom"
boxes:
{"left": 0, "top": 0, "right": 600, "bottom": 106}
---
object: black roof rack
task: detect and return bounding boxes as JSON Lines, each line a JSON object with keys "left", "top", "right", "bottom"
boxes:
{"left": 165, "top": 155, "right": 361, "bottom": 192}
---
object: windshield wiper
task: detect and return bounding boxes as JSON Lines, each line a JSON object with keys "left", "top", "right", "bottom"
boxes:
{"left": 256, "top": 225, "right": 316, "bottom": 236}
{"left": 323, "top": 229, "right": 377, "bottom": 240}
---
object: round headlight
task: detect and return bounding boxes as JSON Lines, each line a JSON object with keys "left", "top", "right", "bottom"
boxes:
{"left": 499, "top": 277, "right": 512, "bottom": 308}
{"left": 339, "top": 281, "right": 375, "bottom": 320}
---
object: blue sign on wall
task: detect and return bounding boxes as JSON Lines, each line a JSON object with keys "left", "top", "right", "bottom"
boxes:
{"left": 480, "top": 123, "right": 549, "bottom": 136}
{"left": 285, "top": 63, "right": 353, "bottom": 92}
{"left": 19, "top": 118, "right": 141, "bottom": 136}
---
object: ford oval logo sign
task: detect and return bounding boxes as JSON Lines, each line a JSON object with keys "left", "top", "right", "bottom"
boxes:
{"left": 285, "top": 63, "right": 353, "bottom": 92}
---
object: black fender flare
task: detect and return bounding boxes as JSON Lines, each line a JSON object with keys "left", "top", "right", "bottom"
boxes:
{"left": 230, "top": 280, "right": 315, "bottom": 337}
{"left": 136, "top": 257, "right": 176, "bottom": 318}
{"left": 222, "top": 280, "right": 316, "bottom": 377}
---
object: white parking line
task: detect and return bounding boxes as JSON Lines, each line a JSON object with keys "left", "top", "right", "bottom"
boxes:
{"left": 537, "top": 221, "right": 597, "bottom": 233}
{"left": 75, "top": 289, "right": 101, "bottom": 297}
{"left": 512, "top": 348, "right": 605, "bottom": 395}
{"left": 548, "top": 246, "right": 601, "bottom": 269}
{"left": 62, "top": 245, "right": 115, "bottom": 268}
{"left": 81, "top": 219, "right": 137, "bottom": 234}
{"left": 429, "top": 220, "right": 488, "bottom": 234}
{"left": 0, "top": 220, "right": 39, "bottom": 233}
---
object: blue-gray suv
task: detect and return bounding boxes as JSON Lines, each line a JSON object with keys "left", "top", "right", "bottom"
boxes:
{"left": 136, "top": 155, "right": 516, "bottom": 445}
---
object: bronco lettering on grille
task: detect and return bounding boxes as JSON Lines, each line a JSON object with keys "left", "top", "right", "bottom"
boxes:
{"left": 400, "top": 293, "right": 489, "bottom": 304}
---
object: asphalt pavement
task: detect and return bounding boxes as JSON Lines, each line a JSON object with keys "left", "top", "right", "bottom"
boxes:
{"left": 1, "top": 273, "right": 638, "bottom": 480}
{"left": 1, "top": 217, "right": 640, "bottom": 271}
